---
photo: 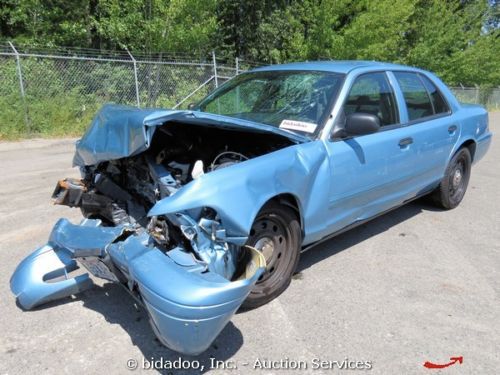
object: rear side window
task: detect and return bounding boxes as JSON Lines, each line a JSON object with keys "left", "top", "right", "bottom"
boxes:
{"left": 419, "top": 75, "right": 450, "bottom": 114}
{"left": 394, "top": 72, "right": 434, "bottom": 121}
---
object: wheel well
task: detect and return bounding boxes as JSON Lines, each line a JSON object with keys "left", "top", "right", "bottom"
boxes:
{"left": 263, "top": 194, "right": 303, "bottom": 233}
{"left": 461, "top": 140, "right": 476, "bottom": 161}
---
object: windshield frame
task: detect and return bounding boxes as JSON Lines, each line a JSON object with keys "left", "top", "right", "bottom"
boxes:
{"left": 194, "top": 70, "right": 345, "bottom": 140}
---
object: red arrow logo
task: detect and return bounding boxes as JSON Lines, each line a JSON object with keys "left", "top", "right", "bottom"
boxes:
{"left": 424, "top": 356, "right": 463, "bottom": 369}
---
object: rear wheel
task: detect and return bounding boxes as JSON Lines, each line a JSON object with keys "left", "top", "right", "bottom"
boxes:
{"left": 242, "top": 202, "right": 301, "bottom": 309}
{"left": 431, "top": 147, "right": 472, "bottom": 209}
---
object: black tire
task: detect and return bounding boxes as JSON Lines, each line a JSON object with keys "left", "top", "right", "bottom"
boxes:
{"left": 242, "top": 202, "right": 301, "bottom": 310}
{"left": 431, "top": 147, "right": 472, "bottom": 209}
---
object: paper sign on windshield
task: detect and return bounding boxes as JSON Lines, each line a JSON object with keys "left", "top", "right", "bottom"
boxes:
{"left": 279, "top": 119, "right": 317, "bottom": 134}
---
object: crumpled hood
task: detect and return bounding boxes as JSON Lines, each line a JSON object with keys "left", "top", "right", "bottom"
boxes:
{"left": 72, "top": 104, "right": 176, "bottom": 166}
{"left": 73, "top": 104, "right": 308, "bottom": 167}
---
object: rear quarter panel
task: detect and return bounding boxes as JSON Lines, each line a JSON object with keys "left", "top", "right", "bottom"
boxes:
{"left": 449, "top": 103, "right": 491, "bottom": 164}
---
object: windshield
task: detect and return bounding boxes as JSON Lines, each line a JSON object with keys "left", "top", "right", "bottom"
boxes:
{"left": 196, "top": 70, "right": 344, "bottom": 137}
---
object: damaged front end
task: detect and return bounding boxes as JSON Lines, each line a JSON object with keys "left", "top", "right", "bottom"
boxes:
{"left": 10, "top": 105, "right": 303, "bottom": 355}
{"left": 11, "top": 214, "right": 264, "bottom": 355}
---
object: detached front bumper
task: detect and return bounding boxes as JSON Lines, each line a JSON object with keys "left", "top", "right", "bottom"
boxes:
{"left": 11, "top": 219, "right": 265, "bottom": 355}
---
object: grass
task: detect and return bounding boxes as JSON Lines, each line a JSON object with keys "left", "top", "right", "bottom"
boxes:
{"left": 0, "top": 88, "right": 212, "bottom": 141}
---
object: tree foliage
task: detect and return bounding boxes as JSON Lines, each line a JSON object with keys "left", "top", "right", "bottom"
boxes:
{"left": 0, "top": 0, "right": 498, "bottom": 85}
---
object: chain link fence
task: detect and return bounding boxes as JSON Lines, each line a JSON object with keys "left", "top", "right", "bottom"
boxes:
{"left": 0, "top": 43, "right": 261, "bottom": 138}
{"left": 449, "top": 86, "right": 500, "bottom": 111}
{"left": 0, "top": 42, "right": 498, "bottom": 139}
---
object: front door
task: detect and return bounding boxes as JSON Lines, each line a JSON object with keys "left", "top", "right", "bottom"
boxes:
{"left": 323, "top": 72, "right": 420, "bottom": 235}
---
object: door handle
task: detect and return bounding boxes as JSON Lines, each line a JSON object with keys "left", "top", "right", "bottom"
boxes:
{"left": 398, "top": 137, "right": 413, "bottom": 147}
{"left": 448, "top": 125, "right": 458, "bottom": 134}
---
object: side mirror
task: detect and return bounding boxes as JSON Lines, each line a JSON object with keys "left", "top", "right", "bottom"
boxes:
{"left": 187, "top": 103, "right": 196, "bottom": 110}
{"left": 344, "top": 113, "right": 380, "bottom": 136}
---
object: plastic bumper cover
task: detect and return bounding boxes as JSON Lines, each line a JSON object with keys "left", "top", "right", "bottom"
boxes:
{"left": 10, "top": 219, "right": 265, "bottom": 355}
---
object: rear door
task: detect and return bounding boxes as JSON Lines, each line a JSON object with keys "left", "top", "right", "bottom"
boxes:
{"left": 391, "top": 71, "right": 458, "bottom": 191}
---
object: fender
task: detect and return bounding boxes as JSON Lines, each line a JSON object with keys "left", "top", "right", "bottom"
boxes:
{"left": 148, "top": 141, "right": 331, "bottom": 244}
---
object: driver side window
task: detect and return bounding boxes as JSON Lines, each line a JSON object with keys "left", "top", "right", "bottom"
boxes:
{"left": 344, "top": 72, "right": 398, "bottom": 126}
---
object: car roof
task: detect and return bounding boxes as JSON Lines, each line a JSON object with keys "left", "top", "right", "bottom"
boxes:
{"left": 250, "top": 60, "right": 421, "bottom": 74}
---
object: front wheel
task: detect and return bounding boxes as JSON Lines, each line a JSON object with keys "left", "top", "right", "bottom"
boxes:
{"left": 242, "top": 202, "right": 301, "bottom": 309}
{"left": 431, "top": 147, "right": 472, "bottom": 209}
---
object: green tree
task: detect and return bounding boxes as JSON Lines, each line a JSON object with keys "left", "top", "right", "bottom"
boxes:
{"left": 95, "top": 0, "right": 217, "bottom": 55}
{"left": 0, "top": 0, "right": 91, "bottom": 46}
{"left": 403, "top": 0, "right": 490, "bottom": 85}
{"left": 0, "top": 0, "right": 498, "bottom": 85}
{"left": 216, "top": 0, "right": 293, "bottom": 59}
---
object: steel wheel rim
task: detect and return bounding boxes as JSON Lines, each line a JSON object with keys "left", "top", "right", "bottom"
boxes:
{"left": 449, "top": 154, "right": 468, "bottom": 201}
{"left": 248, "top": 214, "right": 290, "bottom": 286}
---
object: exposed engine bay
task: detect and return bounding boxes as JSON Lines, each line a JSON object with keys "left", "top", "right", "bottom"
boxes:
{"left": 52, "top": 121, "right": 294, "bottom": 281}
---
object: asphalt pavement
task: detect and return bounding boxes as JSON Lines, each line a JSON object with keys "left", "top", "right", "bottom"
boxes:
{"left": 0, "top": 113, "right": 498, "bottom": 375}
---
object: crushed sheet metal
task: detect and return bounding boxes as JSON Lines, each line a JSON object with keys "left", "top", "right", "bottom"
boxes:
{"left": 49, "top": 218, "right": 126, "bottom": 258}
{"left": 72, "top": 104, "right": 308, "bottom": 167}
{"left": 72, "top": 104, "right": 160, "bottom": 166}
{"left": 11, "top": 217, "right": 266, "bottom": 355}
{"left": 148, "top": 140, "right": 330, "bottom": 243}
{"left": 172, "top": 213, "right": 237, "bottom": 280}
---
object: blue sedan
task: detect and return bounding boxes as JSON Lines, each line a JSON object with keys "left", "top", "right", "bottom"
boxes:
{"left": 11, "top": 61, "right": 492, "bottom": 355}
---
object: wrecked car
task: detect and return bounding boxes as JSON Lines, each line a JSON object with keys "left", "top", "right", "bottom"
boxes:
{"left": 11, "top": 61, "right": 491, "bottom": 355}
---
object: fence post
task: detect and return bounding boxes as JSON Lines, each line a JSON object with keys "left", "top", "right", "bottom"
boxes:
{"left": 126, "top": 48, "right": 140, "bottom": 107}
{"left": 212, "top": 51, "right": 218, "bottom": 88}
{"left": 235, "top": 57, "right": 240, "bottom": 112}
{"left": 8, "top": 42, "right": 30, "bottom": 133}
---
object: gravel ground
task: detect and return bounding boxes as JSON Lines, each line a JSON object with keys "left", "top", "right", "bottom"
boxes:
{"left": 0, "top": 113, "right": 498, "bottom": 375}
